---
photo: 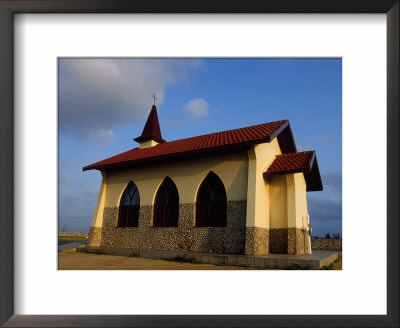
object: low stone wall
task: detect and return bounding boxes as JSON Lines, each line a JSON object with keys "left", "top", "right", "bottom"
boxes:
{"left": 95, "top": 200, "right": 247, "bottom": 255}
{"left": 311, "top": 237, "right": 342, "bottom": 250}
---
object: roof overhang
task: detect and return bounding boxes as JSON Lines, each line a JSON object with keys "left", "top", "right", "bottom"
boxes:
{"left": 264, "top": 151, "right": 323, "bottom": 192}
{"left": 133, "top": 135, "right": 166, "bottom": 144}
{"left": 83, "top": 141, "right": 255, "bottom": 172}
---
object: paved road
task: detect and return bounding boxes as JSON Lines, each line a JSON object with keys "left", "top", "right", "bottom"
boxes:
{"left": 58, "top": 240, "right": 86, "bottom": 252}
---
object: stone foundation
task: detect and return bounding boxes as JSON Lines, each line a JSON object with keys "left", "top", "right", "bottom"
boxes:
{"left": 288, "top": 228, "right": 308, "bottom": 255}
{"left": 245, "top": 227, "right": 269, "bottom": 255}
{"left": 270, "top": 229, "right": 288, "bottom": 254}
{"left": 78, "top": 246, "right": 339, "bottom": 269}
{"left": 86, "top": 227, "right": 102, "bottom": 247}
{"left": 89, "top": 200, "right": 247, "bottom": 254}
{"left": 270, "top": 228, "right": 309, "bottom": 255}
{"left": 86, "top": 201, "right": 311, "bottom": 255}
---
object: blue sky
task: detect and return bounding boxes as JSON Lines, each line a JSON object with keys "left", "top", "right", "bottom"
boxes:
{"left": 58, "top": 58, "right": 342, "bottom": 237}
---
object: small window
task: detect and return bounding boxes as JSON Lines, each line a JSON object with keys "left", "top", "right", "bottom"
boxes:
{"left": 196, "top": 172, "right": 227, "bottom": 227}
{"left": 117, "top": 182, "right": 140, "bottom": 227}
{"left": 153, "top": 177, "right": 179, "bottom": 227}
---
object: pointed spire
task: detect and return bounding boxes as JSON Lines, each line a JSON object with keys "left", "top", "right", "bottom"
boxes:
{"left": 134, "top": 105, "right": 165, "bottom": 145}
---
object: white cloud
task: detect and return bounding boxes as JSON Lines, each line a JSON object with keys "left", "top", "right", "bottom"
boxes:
{"left": 58, "top": 174, "right": 71, "bottom": 185}
{"left": 59, "top": 58, "right": 202, "bottom": 141}
{"left": 321, "top": 135, "right": 335, "bottom": 144}
{"left": 85, "top": 128, "right": 116, "bottom": 143}
{"left": 183, "top": 98, "right": 209, "bottom": 118}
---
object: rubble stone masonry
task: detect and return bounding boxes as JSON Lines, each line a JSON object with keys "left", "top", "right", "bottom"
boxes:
{"left": 91, "top": 200, "right": 247, "bottom": 254}
{"left": 86, "top": 227, "right": 102, "bottom": 247}
{"left": 86, "top": 201, "right": 312, "bottom": 255}
{"left": 270, "top": 228, "right": 309, "bottom": 255}
{"left": 245, "top": 227, "right": 269, "bottom": 255}
{"left": 311, "top": 237, "right": 342, "bottom": 250}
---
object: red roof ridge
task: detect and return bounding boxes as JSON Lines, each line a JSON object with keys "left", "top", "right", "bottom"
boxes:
{"left": 83, "top": 119, "right": 293, "bottom": 171}
{"left": 274, "top": 150, "right": 314, "bottom": 156}
{"left": 161, "top": 119, "right": 289, "bottom": 145}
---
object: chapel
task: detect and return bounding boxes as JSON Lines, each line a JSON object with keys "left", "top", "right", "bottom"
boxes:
{"left": 83, "top": 104, "right": 322, "bottom": 255}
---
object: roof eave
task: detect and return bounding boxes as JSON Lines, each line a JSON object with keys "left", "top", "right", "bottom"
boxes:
{"left": 263, "top": 168, "right": 305, "bottom": 178}
{"left": 82, "top": 140, "right": 261, "bottom": 172}
{"left": 133, "top": 135, "right": 166, "bottom": 144}
{"left": 305, "top": 156, "right": 323, "bottom": 191}
{"left": 275, "top": 121, "right": 297, "bottom": 154}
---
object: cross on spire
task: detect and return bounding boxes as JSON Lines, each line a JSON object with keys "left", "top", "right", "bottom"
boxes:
{"left": 151, "top": 93, "right": 158, "bottom": 106}
{"left": 133, "top": 102, "right": 165, "bottom": 144}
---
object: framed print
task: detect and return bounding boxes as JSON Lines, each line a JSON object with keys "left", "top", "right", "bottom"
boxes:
{"left": 0, "top": 1, "right": 398, "bottom": 327}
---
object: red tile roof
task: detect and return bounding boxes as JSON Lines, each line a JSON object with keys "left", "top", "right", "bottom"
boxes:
{"left": 133, "top": 105, "right": 165, "bottom": 143}
{"left": 266, "top": 151, "right": 315, "bottom": 175}
{"left": 264, "top": 151, "right": 323, "bottom": 191}
{"left": 83, "top": 119, "right": 291, "bottom": 171}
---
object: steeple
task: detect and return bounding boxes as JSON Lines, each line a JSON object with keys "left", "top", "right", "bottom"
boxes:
{"left": 134, "top": 105, "right": 165, "bottom": 149}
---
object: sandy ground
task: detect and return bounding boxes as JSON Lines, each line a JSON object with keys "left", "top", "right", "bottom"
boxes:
{"left": 58, "top": 248, "right": 342, "bottom": 270}
{"left": 58, "top": 248, "right": 252, "bottom": 270}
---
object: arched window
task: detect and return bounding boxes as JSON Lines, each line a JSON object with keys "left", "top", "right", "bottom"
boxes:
{"left": 117, "top": 182, "right": 140, "bottom": 227}
{"left": 196, "top": 172, "right": 227, "bottom": 227}
{"left": 153, "top": 177, "right": 179, "bottom": 227}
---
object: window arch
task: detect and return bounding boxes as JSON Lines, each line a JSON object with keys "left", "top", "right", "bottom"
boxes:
{"left": 153, "top": 177, "right": 179, "bottom": 227}
{"left": 117, "top": 181, "right": 140, "bottom": 227}
{"left": 196, "top": 172, "right": 227, "bottom": 227}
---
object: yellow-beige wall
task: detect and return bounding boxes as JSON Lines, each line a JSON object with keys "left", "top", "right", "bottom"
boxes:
{"left": 139, "top": 139, "right": 160, "bottom": 149}
{"left": 269, "top": 172, "right": 308, "bottom": 229}
{"left": 246, "top": 138, "right": 282, "bottom": 228}
{"left": 293, "top": 172, "right": 308, "bottom": 228}
{"left": 269, "top": 175, "right": 288, "bottom": 228}
{"left": 103, "top": 151, "right": 248, "bottom": 209}
{"left": 90, "top": 138, "right": 310, "bottom": 231}
{"left": 91, "top": 171, "right": 107, "bottom": 228}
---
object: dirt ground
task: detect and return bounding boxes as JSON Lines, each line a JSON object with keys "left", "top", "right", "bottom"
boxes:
{"left": 58, "top": 248, "right": 252, "bottom": 270}
{"left": 58, "top": 248, "right": 342, "bottom": 270}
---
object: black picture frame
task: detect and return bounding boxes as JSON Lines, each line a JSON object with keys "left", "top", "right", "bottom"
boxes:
{"left": 0, "top": 1, "right": 398, "bottom": 327}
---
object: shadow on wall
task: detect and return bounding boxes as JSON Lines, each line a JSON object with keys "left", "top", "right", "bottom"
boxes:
{"left": 105, "top": 153, "right": 248, "bottom": 206}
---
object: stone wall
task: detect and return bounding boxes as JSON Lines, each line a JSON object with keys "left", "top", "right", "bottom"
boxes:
{"left": 311, "top": 237, "right": 342, "bottom": 250}
{"left": 245, "top": 227, "right": 269, "bottom": 255}
{"left": 270, "top": 228, "right": 309, "bottom": 255}
{"left": 288, "top": 228, "right": 309, "bottom": 255}
{"left": 86, "top": 227, "right": 102, "bottom": 247}
{"left": 270, "top": 229, "right": 288, "bottom": 254}
{"left": 93, "top": 200, "right": 247, "bottom": 254}
{"left": 86, "top": 200, "right": 316, "bottom": 255}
